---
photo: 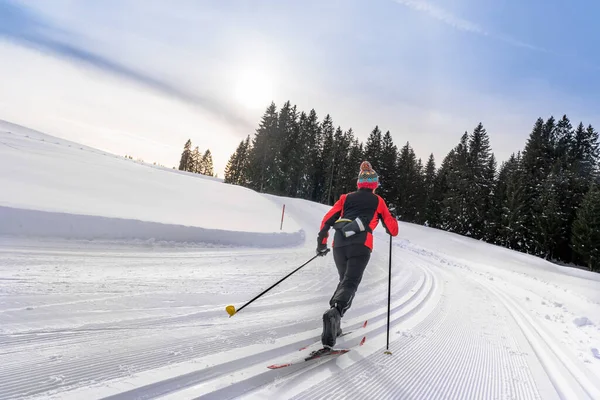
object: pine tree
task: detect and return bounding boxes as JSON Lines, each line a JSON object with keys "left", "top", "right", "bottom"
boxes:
{"left": 224, "top": 144, "right": 240, "bottom": 184}
{"left": 521, "top": 118, "right": 555, "bottom": 183}
{"left": 493, "top": 153, "right": 528, "bottom": 250}
{"left": 572, "top": 123, "right": 599, "bottom": 181}
{"left": 319, "top": 114, "right": 336, "bottom": 204}
{"left": 224, "top": 136, "right": 251, "bottom": 185}
{"left": 554, "top": 115, "right": 574, "bottom": 166}
{"left": 285, "top": 111, "right": 309, "bottom": 197}
{"left": 364, "top": 126, "right": 383, "bottom": 170}
{"left": 429, "top": 150, "right": 454, "bottom": 229}
{"left": 247, "top": 102, "right": 279, "bottom": 192}
{"left": 331, "top": 126, "right": 352, "bottom": 201}
{"left": 439, "top": 133, "right": 470, "bottom": 234}
{"left": 378, "top": 131, "right": 398, "bottom": 203}
{"left": 178, "top": 139, "right": 193, "bottom": 171}
{"left": 274, "top": 101, "right": 299, "bottom": 195}
{"left": 534, "top": 172, "right": 567, "bottom": 260}
{"left": 342, "top": 137, "right": 364, "bottom": 193}
{"left": 396, "top": 142, "right": 424, "bottom": 222}
{"left": 571, "top": 184, "right": 600, "bottom": 271}
{"left": 304, "top": 109, "right": 323, "bottom": 201}
{"left": 336, "top": 129, "right": 355, "bottom": 196}
{"left": 466, "top": 123, "right": 495, "bottom": 239}
{"left": 483, "top": 153, "right": 498, "bottom": 241}
{"left": 519, "top": 117, "right": 557, "bottom": 255}
{"left": 191, "top": 146, "right": 201, "bottom": 173}
{"left": 423, "top": 154, "right": 437, "bottom": 226}
{"left": 548, "top": 115, "right": 576, "bottom": 261}
{"left": 239, "top": 136, "right": 251, "bottom": 185}
{"left": 413, "top": 157, "right": 427, "bottom": 223}
{"left": 201, "top": 150, "right": 214, "bottom": 176}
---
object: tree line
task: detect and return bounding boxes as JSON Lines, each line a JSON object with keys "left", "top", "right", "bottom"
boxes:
{"left": 124, "top": 154, "right": 166, "bottom": 167}
{"left": 178, "top": 139, "right": 214, "bottom": 176}
{"left": 224, "top": 101, "right": 600, "bottom": 272}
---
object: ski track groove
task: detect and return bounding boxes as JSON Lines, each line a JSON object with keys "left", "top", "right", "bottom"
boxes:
{"left": 94, "top": 262, "right": 426, "bottom": 399}
{"left": 0, "top": 293, "right": 144, "bottom": 314}
{"left": 204, "top": 263, "right": 437, "bottom": 400}
{"left": 0, "top": 260, "right": 420, "bottom": 399}
{"left": 77, "top": 266, "right": 428, "bottom": 400}
{"left": 409, "top": 286, "right": 456, "bottom": 400}
{"left": 478, "top": 277, "right": 556, "bottom": 399}
{"left": 286, "top": 261, "right": 441, "bottom": 400}
{"left": 436, "top": 255, "right": 543, "bottom": 400}
{"left": 400, "top": 241, "right": 592, "bottom": 399}
{"left": 476, "top": 275, "right": 600, "bottom": 399}
{"left": 286, "top": 253, "right": 544, "bottom": 400}
{"left": 1, "top": 318, "right": 321, "bottom": 399}
{"left": 0, "top": 270, "right": 415, "bottom": 371}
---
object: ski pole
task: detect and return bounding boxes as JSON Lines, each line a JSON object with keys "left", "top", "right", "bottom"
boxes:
{"left": 384, "top": 233, "right": 393, "bottom": 355}
{"left": 226, "top": 250, "right": 329, "bottom": 317}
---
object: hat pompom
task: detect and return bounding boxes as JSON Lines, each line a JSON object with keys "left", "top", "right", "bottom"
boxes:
{"left": 360, "top": 161, "right": 373, "bottom": 172}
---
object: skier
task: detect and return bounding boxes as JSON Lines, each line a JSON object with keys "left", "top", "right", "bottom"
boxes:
{"left": 315, "top": 161, "right": 399, "bottom": 353}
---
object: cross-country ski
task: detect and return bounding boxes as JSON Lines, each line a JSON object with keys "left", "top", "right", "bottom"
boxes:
{"left": 267, "top": 336, "right": 367, "bottom": 369}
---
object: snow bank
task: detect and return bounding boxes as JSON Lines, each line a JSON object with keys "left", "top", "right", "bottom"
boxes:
{"left": 0, "top": 206, "right": 303, "bottom": 247}
{"left": 0, "top": 121, "right": 302, "bottom": 246}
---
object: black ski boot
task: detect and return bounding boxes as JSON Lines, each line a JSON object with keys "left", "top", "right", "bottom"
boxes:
{"left": 333, "top": 302, "right": 343, "bottom": 337}
{"left": 321, "top": 306, "right": 342, "bottom": 348}
{"left": 307, "top": 347, "right": 334, "bottom": 359}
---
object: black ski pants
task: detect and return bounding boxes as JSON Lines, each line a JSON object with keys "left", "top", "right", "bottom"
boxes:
{"left": 329, "top": 244, "right": 371, "bottom": 316}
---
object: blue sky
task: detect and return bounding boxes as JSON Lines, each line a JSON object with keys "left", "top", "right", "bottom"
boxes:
{"left": 0, "top": 0, "right": 598, "bottom": 176}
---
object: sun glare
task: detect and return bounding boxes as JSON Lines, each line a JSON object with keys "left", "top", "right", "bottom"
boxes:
{"left": 233, "top": 68, "right": 274, "bottom": 110}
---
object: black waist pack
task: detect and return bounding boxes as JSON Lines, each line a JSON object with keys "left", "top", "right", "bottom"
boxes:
{"left": 333, "top": 217, "right": 369, "bottom": 238}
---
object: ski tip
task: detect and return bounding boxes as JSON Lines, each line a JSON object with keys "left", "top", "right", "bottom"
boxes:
{"left": 360, "top": 336, "right": 366, "bottom": 346}
{"left": 271, "top": 347, "right": 355, "bottom": 369}
{"left": 362, "top": 320, "right": 368, "bottom": 328}
{"left": 267, "top": 363, "right": 290, "bottom": 369}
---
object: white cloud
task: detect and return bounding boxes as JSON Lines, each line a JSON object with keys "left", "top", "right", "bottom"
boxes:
{"left": 393, "top": 0, "right": 489, "bottom": 36}
{"left": 393, "top": 0, "right": 548, "bottom": 53}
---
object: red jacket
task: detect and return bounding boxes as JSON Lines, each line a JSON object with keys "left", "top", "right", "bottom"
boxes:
{"left": 318, "top": 188, "right": 399, "bottom": 251}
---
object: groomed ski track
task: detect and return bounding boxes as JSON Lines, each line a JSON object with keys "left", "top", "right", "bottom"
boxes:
{"left": 2, "top": 203, "right": 600, "bottom": 399}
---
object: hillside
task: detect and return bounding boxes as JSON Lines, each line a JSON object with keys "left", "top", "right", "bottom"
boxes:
{"left": 0, "top": 120, "right": 302, "bottom": 247}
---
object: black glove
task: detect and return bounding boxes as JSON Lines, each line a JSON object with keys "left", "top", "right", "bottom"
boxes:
{"left": 316, "top": 242, "right": 329, "bottom": 256}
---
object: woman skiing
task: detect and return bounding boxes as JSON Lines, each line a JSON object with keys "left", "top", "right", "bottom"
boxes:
{"left": 315, "top": 161, "right": 399, "bottom": 351}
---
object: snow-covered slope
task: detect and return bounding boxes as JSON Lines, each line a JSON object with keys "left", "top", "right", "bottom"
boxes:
{"left": 1, "top": 122, "right": 599, "bottom": 399}
{"left": 0, "top": 120, "right": 302, "bottom": 246}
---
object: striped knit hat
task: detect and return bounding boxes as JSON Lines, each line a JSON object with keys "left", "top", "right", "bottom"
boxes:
{"left": 357, "top": 161, "right": 379, "bottom": 190}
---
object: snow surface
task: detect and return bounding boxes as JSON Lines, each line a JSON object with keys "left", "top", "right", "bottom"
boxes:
{"left": 1, "top": 122, "right": 600, "bottom": 399}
